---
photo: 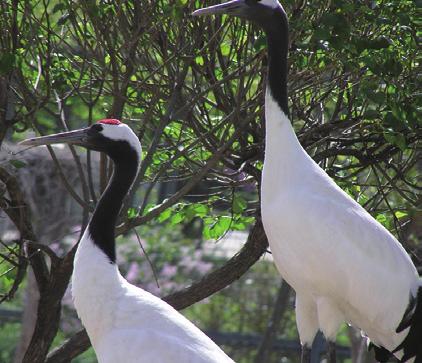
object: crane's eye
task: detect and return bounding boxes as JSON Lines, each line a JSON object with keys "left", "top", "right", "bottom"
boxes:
{"left": 90, "top": 124, "right": 103, "bottom": 133}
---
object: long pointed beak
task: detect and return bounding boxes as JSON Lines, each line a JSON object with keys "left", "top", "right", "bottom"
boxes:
{"left": 192, "top": 0, "right": 247, "bottom": 17}
{"left": 19, "top": 128, "right": 89, "bottom": 147}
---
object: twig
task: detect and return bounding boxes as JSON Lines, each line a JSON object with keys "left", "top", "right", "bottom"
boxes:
{"left": 133, "top": 228, "right": 160, "bottom": 289}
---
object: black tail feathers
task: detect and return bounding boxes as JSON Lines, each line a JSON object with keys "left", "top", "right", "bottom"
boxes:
{"left": 369, "top": 287, "right": 422, "bottom": 363}
{"left": 368, "top": 342, "right": 392, "bottom": 362}
{"left": 393, "top": 286, "right": 422, "bottom": 363}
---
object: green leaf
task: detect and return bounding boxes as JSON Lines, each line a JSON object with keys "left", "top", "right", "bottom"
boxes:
{"left": 313, "top": 28, "right": 331, "bottom": 41}
{"left": 127, "top": 207, "right": 138, "bottom": 219}
{"left": 142, "top": 203, "right": 155, "bottom": 215}
{"left": 383, "top": 132, "right": 407, "bottom": 151}
{"left": 0, "top": 53, "right": 15, "bottom": 75}
{"left": 367, "top": 91, "right": 385, "bottom": 105}
{"left": 357, "top": 193, "right": 368, "bottom": 206}
{"left": 384, "top": 58, "right": 403, "bottom": 76}
{"left": 362, "top": 109, "right": 379, "bottom": 119}
{"left": 9, "top": 159, "right": 26, "bottom": 169}
{"left": 369, "top": 36, "right": 392, "bottom": 50}
{"left": 209, "top": 216, "right": 231, "bottom": 239}
{"left": 231, "top": 216, "right": 254, "bottom": 231}
{"left": 170, "top": 212, "right": 184, "bottom": 225}
{"left": 52, "top": 3, "right": 66, "bottom": 13}
{"left": 384, "top": 111, "right": 405, "bottom": 132}
{"left": 376, "top": 213, "right": 388, "bottom": 226}
{"left": 157, "top": 209, "right": 171, "bottom": 223}
{"left": 186, "top": 204, "right": 209, "bottom": 219}
{"left": 232, "top": 194, "right": 247, "bottom": 214}
{"left": 383, "top": 131, "right": 394, "bottom": 144}
{"left": 395, "top": 211, "right": 408, "bottom": 219}
{"left": 220, "top": 42, "right": 230, "bottom": 56}
{"left": 395, "top": 134, "right": 407, "bottom": 151}
{"left": 195, "top": 56, "right": 204, "bottom": 66}
{"left": 203, "top": 225, "right": 211, "bottom": 240}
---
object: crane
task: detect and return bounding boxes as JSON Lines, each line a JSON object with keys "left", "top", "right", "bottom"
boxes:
{"left": 193, "top": 1, "right": 422, "bottom": 362}
{"left": 21, "top": 119, "right": 235, "bottom": 363}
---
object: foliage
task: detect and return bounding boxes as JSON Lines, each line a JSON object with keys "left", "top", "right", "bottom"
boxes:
{"left": 0, "top": 0, "right": 419, "bottom": 362}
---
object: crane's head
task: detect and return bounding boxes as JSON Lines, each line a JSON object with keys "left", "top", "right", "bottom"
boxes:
{"left": 192, "top": 0, "right": 286, "bottom": 30}
{"left": 20, "top": 119, "right": 142, "bottom": 163}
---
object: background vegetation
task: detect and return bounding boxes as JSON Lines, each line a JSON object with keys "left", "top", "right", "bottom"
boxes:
{"left": 0, "top": 0, "right": 420, "bottom": 362}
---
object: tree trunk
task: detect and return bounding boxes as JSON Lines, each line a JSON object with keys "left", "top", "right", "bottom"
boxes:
{"left": 254, "top": 280, "right": 291, "bottom": 363}
{"left": 13, "top": 269, "right": 39, "bottom": 363}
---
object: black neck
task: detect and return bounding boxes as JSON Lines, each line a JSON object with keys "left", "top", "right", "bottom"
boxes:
{"left": 88, "top": 152, "right": 139, "bottom": 263}
{"left": 263, "top": 10, "right": 290, "bottom": 118}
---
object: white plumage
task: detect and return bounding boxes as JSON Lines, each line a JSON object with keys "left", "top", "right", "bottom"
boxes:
{"left": 262, "top": 90, "right": 420, "bottom": 353}
{"left": 193, "top": 1, "right": 422, "bottom": 362}
{"left": 72, "top": 232, "right": 233, "bottom": 363}
{"left": 21, "top": 120, "right": 234, "bottom": 363}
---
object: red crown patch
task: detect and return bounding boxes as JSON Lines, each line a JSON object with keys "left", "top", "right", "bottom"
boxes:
{"left": 97, "top": 119, "right": 121, "bottom": 125}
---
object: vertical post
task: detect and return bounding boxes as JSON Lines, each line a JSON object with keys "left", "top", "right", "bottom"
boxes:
{"left": 311, "top": 331, "right": 325, "bottom": 363}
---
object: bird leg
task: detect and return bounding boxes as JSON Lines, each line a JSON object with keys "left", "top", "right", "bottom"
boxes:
{"left": 301, "top": 345, "right": 311, "bottom": 363}
{"left": 327, "top": 341, "right": 336, "bottom": 363}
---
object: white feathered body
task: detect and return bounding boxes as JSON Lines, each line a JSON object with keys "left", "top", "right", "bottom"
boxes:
{"left": 72, "top": 232, "right": 234, "bottom": 363}
{"left": 261, "top": 90, "right": 420, "bottom": 352}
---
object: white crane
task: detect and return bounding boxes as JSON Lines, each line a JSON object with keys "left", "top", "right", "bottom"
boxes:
{"left": 193, "top": 1, "right": 422, "bottom": 362}
{"left": 21, "top": 119, "right": 235, "bottom": 363}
